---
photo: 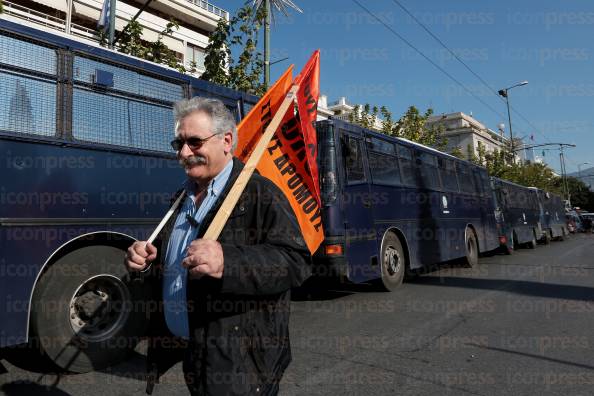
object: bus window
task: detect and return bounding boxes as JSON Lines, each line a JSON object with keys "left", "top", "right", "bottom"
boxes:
{"left": 0, "top": 33, "right": 57, "bottom": 75}
{"left": 367, "top": 136, "right": 399, "bottom": 185}
{"left": 369, "top": 151, "right": 400, "bottom": 186}
{"left": 439, "top": 158, "right": 459, "bottom": 192}
{"left": 71, "top": 55, "right": 184, "bottom": 152}
{"left": 416, "top": 151, "right": 440, "bottom": 190}
{"left": 0, "top": 34, "right": 57, "bottom": 137}
{"left": 343, "top": 135, "right": 366, "bottom": 183}
{"left": 397, "top": 144, "right": 416, "bottom": 186}
{"left": 457, "top": 162, "right": 476, "bottom": 194}
{"left": 73, "top": 56, "right": 184, "bottom": 102}
{"left": 472, "top": 169, "right": 485, "bottom": 196}
{"left": 367, "top": 136, "right": 396, "bottom": 155}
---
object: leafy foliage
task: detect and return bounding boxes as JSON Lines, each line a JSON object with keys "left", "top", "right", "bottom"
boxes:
{"left": 474, "top": 146, "right": 594, "bottom": 210}
{"left": 100, "top": 20, "right": 189, "bottom": 73}
{"left": 201, "top": 5, "right": 266, "bottom": 96}
{"left": 348, "top": 104, "right": 447, "bottom": 150}
{"left": 449, "top": 146, "right": 464, "bottom": 159}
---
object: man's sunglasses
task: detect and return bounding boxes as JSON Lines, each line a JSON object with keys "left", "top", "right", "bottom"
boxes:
{"left": 170, "top": 133, "right": 220, "bottom": 151}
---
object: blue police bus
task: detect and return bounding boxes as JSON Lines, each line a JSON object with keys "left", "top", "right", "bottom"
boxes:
{"left": 491, "top": 177, "right": 541, "bottom": 253}
{"left": 314, "top": 119, "right": 500, "bottom": 291}
{"left": 0, "top": 19, "right": 257, "bottom": 372}
{"left": 532, "top": 188, "right": 568, "bottom": 242}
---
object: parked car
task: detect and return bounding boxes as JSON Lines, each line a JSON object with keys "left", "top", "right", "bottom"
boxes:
{"left": 565, "top": 210, "right": 583, "bottom": 233}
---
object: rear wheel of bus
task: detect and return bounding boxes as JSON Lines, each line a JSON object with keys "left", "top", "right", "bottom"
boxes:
{"left": 463, "top": 228, "right": 479, "bottom": 267}
{"left": 30, "top": 245, "right": 151, "bottom": 373}
{"left": 378, "top": 233, "right": 406, "bottom": 292}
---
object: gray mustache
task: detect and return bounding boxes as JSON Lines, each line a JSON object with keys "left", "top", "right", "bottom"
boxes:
{"left": 180, "top": 156, "right": 207, "bottom": 167}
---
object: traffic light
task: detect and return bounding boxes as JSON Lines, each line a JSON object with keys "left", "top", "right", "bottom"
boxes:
{"left": 498, "top": 89, "right": 508, "bottom": 98}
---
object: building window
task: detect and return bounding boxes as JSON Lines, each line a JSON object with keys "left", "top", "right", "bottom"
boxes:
{"left": 186, "top": 44, "right": 206, "bottom": 71}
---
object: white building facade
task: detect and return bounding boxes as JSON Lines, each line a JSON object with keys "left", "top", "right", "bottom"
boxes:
{"left": 425, "top": 112, "right": 514, "bottom": 161}
{"left": 0, "top": 0, "right": 227, "bottom": 75}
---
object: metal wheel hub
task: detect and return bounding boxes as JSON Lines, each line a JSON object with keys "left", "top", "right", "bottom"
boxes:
{"left": 69, "top": 275, "right": 130, "bottom": 342}
{"left": 384, "top": 246, "right": 401, "bottom": 276}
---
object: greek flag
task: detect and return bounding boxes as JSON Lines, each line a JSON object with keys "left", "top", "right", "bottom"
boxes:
{"left": 97, "top": 0, "right": 111, "bottom": 32}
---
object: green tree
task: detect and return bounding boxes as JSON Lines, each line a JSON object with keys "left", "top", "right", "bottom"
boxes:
{"left": 553, "top": 176, "right": 594, "bottom": 209}
{"left": 484, "top": 150, "right": 507, "bottom": 178}
{"left": 200, "top": 16, "right": 231, "bottom": 86}
{"left": 380, "top": 106, "right": 395, "bottom": 134}
{"left": 101, "top": 19, "right": 187, "bottom": 73}
{"left": 201, "top": 5, "right": 266, "bottom": 96}
{"left": 476, "top": 141, "right": 487, "bottom": 165}
{"left": 347, "top": 104, "right": 446, "bottom": 150}
{"left": 449, "top": 146, "right": 464, "bottom": 159}
{"left": 466, "top": 144, "right": 478, "bottom": 164}
{"left": 348, "top": 104, "right": 361, "bottom": 125}
{"left": 395, "top": 106, "right": 447, "bottom": 150}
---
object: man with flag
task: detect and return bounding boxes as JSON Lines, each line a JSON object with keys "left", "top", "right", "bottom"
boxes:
{"left": 125, "top": 52, "right": 321, "bottom": 395}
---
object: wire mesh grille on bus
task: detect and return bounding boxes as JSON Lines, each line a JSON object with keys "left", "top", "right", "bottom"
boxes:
{"left": 0, "top": 32, "right": 185, "bottom": 152}
{"left": 72, "top": 56, "right": 184, "bottom": 152}
{"left": 0, "top": 33, "right": 57, "bottom": 137}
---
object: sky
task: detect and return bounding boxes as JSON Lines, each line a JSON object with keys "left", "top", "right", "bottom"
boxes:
{"left": 223, "top": 0, "right": 594, "bottom": 175}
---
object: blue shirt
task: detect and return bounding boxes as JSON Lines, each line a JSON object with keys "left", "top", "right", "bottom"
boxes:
{"left": 162, "top": 160, "right": 234, "bottom": 338}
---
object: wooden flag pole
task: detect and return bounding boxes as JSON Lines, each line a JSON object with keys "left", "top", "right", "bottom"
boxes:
{"left": 202, "top": 84, "right": 299, "bottom": 240}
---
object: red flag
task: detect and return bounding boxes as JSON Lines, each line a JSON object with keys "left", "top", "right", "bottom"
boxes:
{"left": 235, "top": 52, "right": 324, "bottom": 254}
{"left": 294, "top": 50, "right": 321, "bottom": 203}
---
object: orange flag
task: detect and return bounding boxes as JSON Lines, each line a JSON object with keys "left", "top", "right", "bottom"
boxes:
{"left": 235, "top": 66, "right": 294, "bottom": 159}
{"left": 235, "top": 52, "right": 323, "bottom": 254}
{"left": 294, "top": 50, "right": 321, "bottom": 203}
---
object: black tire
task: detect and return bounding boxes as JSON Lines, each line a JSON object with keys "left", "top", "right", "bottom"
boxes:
{"left": 543, "top": 231, "right": 551, "bottom": 245}
{"left": 463, "top": 228, "right": 479, "bottom": 267}
{"left": 377, "top": 233, "right": 406, "bottom": 292}
{"left": 30, "top": 245, "right": 151, "bottom": 373}
{"left": 512, "top": 231, "right": 520, "bottom": 250}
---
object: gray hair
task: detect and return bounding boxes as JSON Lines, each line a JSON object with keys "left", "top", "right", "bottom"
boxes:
{"left": 173, "top": 97, "right": 238, "bottom": 151}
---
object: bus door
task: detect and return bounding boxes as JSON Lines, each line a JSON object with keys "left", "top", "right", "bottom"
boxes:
{"left": 340, "top": 133, "right": 378, "bottom": 282}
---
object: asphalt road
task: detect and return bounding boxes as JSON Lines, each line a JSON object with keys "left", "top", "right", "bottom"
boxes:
{"left": 1, "top": 233, "right": 593, "bottom": 396}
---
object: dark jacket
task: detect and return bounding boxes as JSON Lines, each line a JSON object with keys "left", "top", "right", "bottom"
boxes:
{"left": 145, "top": 157, "right": 311, "bottom": 395}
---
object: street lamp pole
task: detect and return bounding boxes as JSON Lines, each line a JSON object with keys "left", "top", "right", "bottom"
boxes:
{"left": 498, "top": 80, "right": 528, "bottom": 160}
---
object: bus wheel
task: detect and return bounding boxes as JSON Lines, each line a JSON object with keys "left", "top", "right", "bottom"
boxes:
{"left": 30, "top": 245, "right": 151, "bottom": 373}
{"left": 543, "top": 231, "right": 551, "bottom": 245}
{"left": 463, "top": 228, "right": 479, "bottom": 267}
{"left": 378, "top": 233, "right": 405, "bottom": 292}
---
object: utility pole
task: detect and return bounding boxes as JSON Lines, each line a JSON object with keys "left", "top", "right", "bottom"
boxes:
{"left": 559, "top": 146, "right": 570, "bottom": 207}
{"left": 108, "top": 0, "right": 116, "bottom": 49}
{"left": 519, "top": 142, "right": 576, "bottom": 207}
{"left": 498, "top": 80, "right": 528, "bottom": 161}
{"left": 65, "top": 0, "right": 73, "bottom": 34}
{"left": 264, "top": 0, "right": 271, "bottom": 88}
